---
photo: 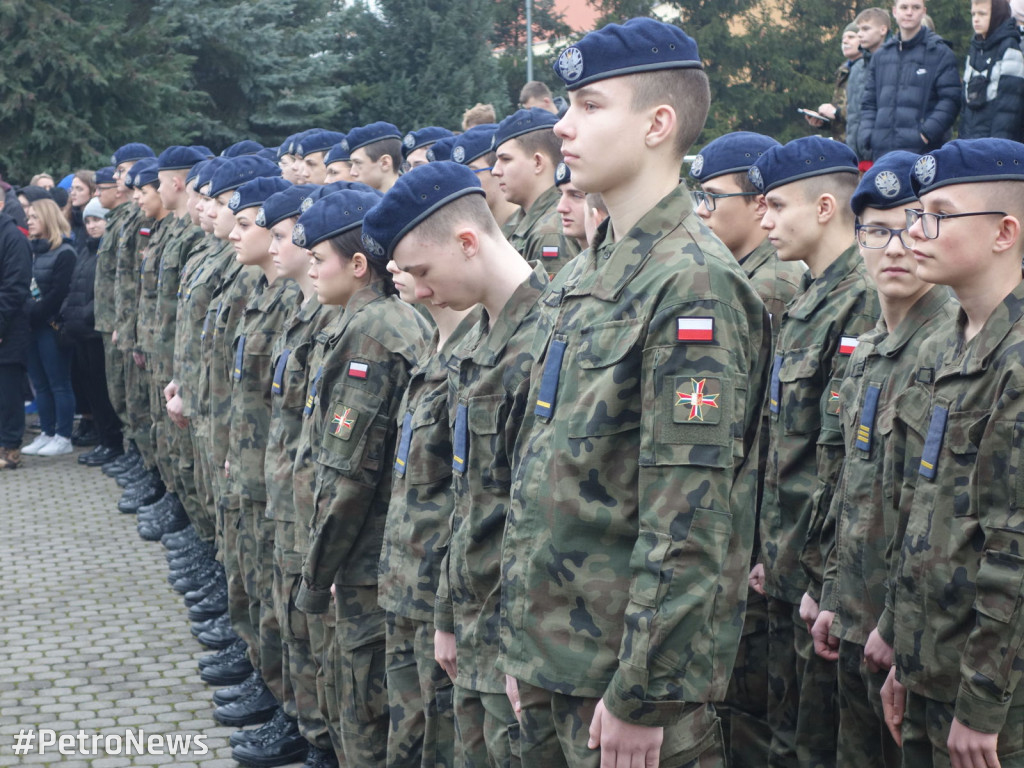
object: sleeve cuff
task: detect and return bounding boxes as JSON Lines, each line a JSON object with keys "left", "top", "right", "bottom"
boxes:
{"left": 954, "top": 682, "right": 1011, "bottom": 734}
{"left": 876, "top": 607, "right": 895, "bottom": 646}
{"left": 295, "top": 580, "right": 331, "bottom": 614}
{"left": 820, "top": 578, "right": 838, "bottom": 612}
{"left": 602, "top": 662, "right": 686, "bottom": 728}
{"left": 434, "top": 594, "right": 455, "bottom": 634}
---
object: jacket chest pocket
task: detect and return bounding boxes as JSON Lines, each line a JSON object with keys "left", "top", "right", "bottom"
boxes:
{"left": 319, "top": 391, "right": 385, "bottom": 476}
{"left": 567, "top": 320, "right": 644, "bottom": 438}
{"left": 467, "top": 393, "right": 510, "bottom": 491}
{"left": 775, "top": 348, "right": 823, "bottom": 436}
{"left": 399, "top": 391, "right": 452, "bottom": 486}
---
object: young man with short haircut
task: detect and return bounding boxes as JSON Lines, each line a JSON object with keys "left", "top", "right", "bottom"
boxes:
{"left": 553, "top": 161, "right": 588, "bottom": 251}
{"left": 345, "top": 122, "right": 403, "bottom": 193}
{"left": 499, "top": 18, "right": 772, "bottom": 766}
{"left": 451, "top": 124, "right": 519, "bottom": 229}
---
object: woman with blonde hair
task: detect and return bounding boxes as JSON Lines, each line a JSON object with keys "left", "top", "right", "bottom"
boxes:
{"left": 21, "top": 196, "right": 76, "bottom": 457}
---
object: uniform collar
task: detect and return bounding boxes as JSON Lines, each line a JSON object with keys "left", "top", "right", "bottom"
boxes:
{"left": 876, "top": 285, "right": 956, "bottom": 358}
{"left": 465, "top": 262, "right": 548, "bottom": 367}
{"left": 738, "top": 239, "right": 775, "bottom": 279}
{"left": 948, "top": 276, "right": 1024, "bottom": 375}
{"left": 786, "top": 243, "right": 860, "bottom": 321}
{"left": 512, "top": 184, "right": 560, "bottom": 234}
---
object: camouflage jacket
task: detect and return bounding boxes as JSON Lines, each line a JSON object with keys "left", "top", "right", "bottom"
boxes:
{"left": 503, "top": 185, "right": 580, "bottom": 278}
{"left": 134, "top": 214, "right": 177, "bottom": 356}
{"left": 740, "top": 240, "right": 807, "bottom": 345}
{"left": 378, "top": 308, "right": 482, "bottom": 623}
{"left": 760, "top": 244, "right": 880, "bottom": 604}
{"left": 819, "top": 287, "right": 955, "bottom": 644}
{"left": 433, "top": 266, "right": 548, "bottom": 694}
{"left": 172, "top": 236, "right": 230, "bottom": 418}
{"left": 114, "top": 207, "right": 153, "bottom": 351}
{"left": 265, "top": 296, "right": 335, "bottom": 560}
{"left": 149, "top": 217, "right": 204, "bottom": 381}
{"left": 93, "top": 202, "right": 133, "bottom": 334}
{"left": 226, "top": 274, "right": 301, "bottom": 502}
{"left": 296, "top": 282, "right": 430, "bottom": 616}
{"left": 499, "top": 186, "right": 772, "bottom": 726}
{"left": 877, "top": 280, "right": 1024, "bottom": 732}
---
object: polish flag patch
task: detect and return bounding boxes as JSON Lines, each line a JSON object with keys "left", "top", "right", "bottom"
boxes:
{"left": 541, "top": 246, "right": 559, "bottom": 259}
{"left": 348, "top": 361, "right": 369, "bottom": 379}
{"left": 839, "top": 336, "right": 859, "bottom": 355}
{"left": 140, "top": 227, "right": 152, "bottom": 237}
{"left": 677, "top": 317, "right": 714, "bottom": 343}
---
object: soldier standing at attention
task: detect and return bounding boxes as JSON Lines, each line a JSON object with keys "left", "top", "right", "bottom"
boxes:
{"left": 365, "top": 162, "right": 549, "bottom": 768}
{"left": 498, "top": 18, "right": 772, "bottom": 767}
{"left": 344, "top": 122, "right": 403, "bottom": 193}
{"left": 491, "top": 108, "right": 579, "bottom": 276}
{"left": 293, "top": 189, "right": 430, "bottom": 766}
{"left": 553, "top": 161, "right": 589, "bottom": 252}
{"left": 689, "top": 131, "right": 807, "bottom": 768}
{"left": 401, "top": 127, "right": 455, "bottom": 172}
{"left": 875, "top": 138, "right": 1024, "bottom": 767}
{"left": 809, "top": 151, "right": 955, "bottom": 768}
{"left": 749, "top": 135, "right": 880, "bottom": 768}
{"left": 451, "top": 124, "right": 520, "bottom": 230}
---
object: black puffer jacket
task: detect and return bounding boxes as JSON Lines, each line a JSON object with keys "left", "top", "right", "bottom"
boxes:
{"left": 961, "top": 20, "right": 1024, "bottom": 140}
{"left": 860, "top": 27, "right": 962, "bottom": 159}
{"left": 25, "top": 237, "right": 75, "bottom": 330}
{"left": 0, "top": 212, "right": 31, "bottom": 365}
{"left": 60, "top": 236, "right": 101, "bottom": 340}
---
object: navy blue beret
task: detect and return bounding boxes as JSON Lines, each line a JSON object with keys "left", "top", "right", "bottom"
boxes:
{"left": 749, "top": 136, "right": 858, "bottom": 194}
{"left": 344, "top": 122, "right": 402, "bottom": 154}
{"left": 851, "top": 151, "right": 920, "bottom": 216}
{"left": 325, "top": 141, "right": 350, "bottom": 165}
{"left": 402, "top": 127, "right": 455, "bottom": 159}
{"left": 297, "top": 130, "right": 347, "bottom": 158}
{"left": 196, "top": 157, "right": 229, "bottom": 193}
{"left": 426, "top": 136, "right": 457, "bottom": 162}
{"left": 192, "top": 145, "right": 215, "bottom": 159}
{"left": 258, "top": 184, "right": 317, "bottom": 229}
{"left": 299, "top": 180, "right": 380, "bottom": 214}
{"left": 94, "top": 166, "right": 116, "bottom": 186}
{"left": 208, "top": 156, "right": 282, "bottom": 199}
{"left": 158, "top": 145, "right": 207, "bottom": 172}
{"left": 690, "top": 132, "right": 780, "bottom": 183}
{"left": 554, "top": 161, "right": 571, "bottom": 187}
{"left": 292, "top": 189, "right": 382, "bottom": 251}
{"left": 277, "top": 134, "right": 301, "bottom": 161}
{"left": 554, "top": 17, "right": 702, "bottom": 90}
{"left": 361, "top": 162, "right": 484, "bottom": 262}
{"left": 111, "top": 143, "right": 155, "bottom": 166}
{"left": 492, "top": 108, "right": 558, "bottom": 150}
{"left": 186, "top": 160, "right": 206, "bottom": 186}
{"left": 131, "top": 158, "right": 160, "bottom": 189}
{"left": 228, "top": 176, "right": 291, "bottom": 214}
{"left": 911, "top": 138, "right": 1024, "bottom": 197}
{"left": 221, "top": 140, "right": 265, "bottom": 158}
{"left": 451, "top": 124, "right": 498, "bottom": 165}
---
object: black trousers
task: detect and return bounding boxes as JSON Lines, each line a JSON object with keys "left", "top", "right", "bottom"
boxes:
{"left": 0, "top": 362, "right": 25, "bottom": 449}
{"left": 74, "top": 336, "right": 122, "bottom": 448}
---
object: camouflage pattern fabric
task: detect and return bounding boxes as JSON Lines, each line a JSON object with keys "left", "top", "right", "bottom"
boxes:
{"left": 502, "top": 185, "right": 580, "bottom": 277}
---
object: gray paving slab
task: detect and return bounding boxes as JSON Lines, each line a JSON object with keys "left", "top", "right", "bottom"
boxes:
{"left": 0, "top": 447, "right": 239, "bottom": 765}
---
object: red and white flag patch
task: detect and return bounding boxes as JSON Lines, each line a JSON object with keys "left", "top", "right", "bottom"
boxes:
{"left": 348, "top": 361, "right": 369, "bottom": 379}
{"left": 839, "top": 336, "right": 859, "bottom": 355}
{"left": 677, "top": 317, "right": 714, "bottom": 343}
{"left": 541, "top": 245, "right": 559, "bottom": 259}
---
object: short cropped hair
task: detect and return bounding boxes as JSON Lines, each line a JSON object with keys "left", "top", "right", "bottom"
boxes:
{"left": 627, "top": 69, "right": 710, "bottom": 157}
{"left": 519, "top": 80, "right": 553, "bottom": 104}
{"left": 855, "top": 7, "right": 890, "bottom": 26}
{"left": 513, "top": 128, "right": 563, "bottom": 168}
{"left": 410, "top": 194, "right": 500, "bottom": 246}
{"left": 585, "top": 192, "right": 608, "bottom": 216}
{"left": 799, "top": 173, "right": 859, "bottom": 222}
{"left": 28, "top": 198, "right": 71, "bottom": 249}
{"left": 462, "top": 103, "right": 497, "bottom": 131}
{"left": 326, "top": 228, "right": 398, "bottom": 297}
{"left": 982, "top": 181, "right": 1024, "bottom": 221}
{"left": 363, "top": 138, "right": 402, "bottom": 171}
{"left": 730, "top": 171, "right": 760, "bottom": 196}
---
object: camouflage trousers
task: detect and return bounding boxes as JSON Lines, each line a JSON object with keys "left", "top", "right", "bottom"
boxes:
{"left": 238, "top": 499, "right": 283, "bottom": 705}
{"left": 220, "top": 498, "right": 259, "bottom": 670}
{"left": 515, "top": 683, "right": 725, "bottom": 768}
{"left": 273, "top": 544, "right": 333, "bottom": 752}
{"left": 148, "top": 375, "right": 176, "bottom": 491}
{"left": 123, "top": 353, "right": 154, "bottom": 468}
{"left": 836, "top": 640, "right": 899, "bottom": 768}
{"left": 329, "top": 588, "right": 389, "bottom": 766}
{"left": 184, "top": 419, "right": 215, "bottom": 543}
{"left": 900, "top": 691, "right": 1024, "bottom": 767}
{"left": 452, "top": 684, "right": 519, "bottom": 768}
{"left": 719, "top": 587, "right": 771, "bottom": 768}
{"left": 100, "top": 333, "right": 126, "bottom": 431}
{"left": 766, "top": 596, "right": 838, "bottom": 768}
{"left": 384, "top": 612, "right": 455, "bottom": 768}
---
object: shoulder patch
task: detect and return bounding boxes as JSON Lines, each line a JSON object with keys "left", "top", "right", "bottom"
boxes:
{"left": 674, "top": 377, "right": 722, "bottom": 423}
{"left": 348, "top": 361, "right": 369, "bottom": 379}
{"left": 328, "top": 406, "right": 358, "bottom": 441}
{"left": 541, "top": 245, "right": 559, "bottom": 259}
{"left": 839, "top": 336, "right": 859, "bottom": 355}
{"left": 677, "top": 317, "right": 714, "bottom": 343}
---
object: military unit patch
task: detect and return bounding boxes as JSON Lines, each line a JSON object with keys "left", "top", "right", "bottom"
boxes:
{"left": 674, "top": 377, "right": 721, "bottom": 424}
{"left": 348, "top": 361, "right": 369, "bottom": 379}
{"left": 329, "top": 406, "right": 357, "bottom": 441}
{"left": 677, "top": 317, "right": 714, "bottom": 343}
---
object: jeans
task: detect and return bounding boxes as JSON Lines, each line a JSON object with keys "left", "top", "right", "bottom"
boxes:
{"left": 26, "top": 325, "right": 74, "bottom": 438}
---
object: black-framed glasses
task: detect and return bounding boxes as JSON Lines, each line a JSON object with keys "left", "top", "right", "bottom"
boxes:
{"left": 905, "top": 208, "right": 1007, "bottom": 240}
{"left": 692, "top": 189, "right": 757, "bottom": 212}
{"left": 855, "top": 222, "right": 914, "bottom": 249}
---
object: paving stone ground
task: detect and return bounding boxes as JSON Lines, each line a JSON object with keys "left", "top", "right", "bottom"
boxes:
{"left": 0, "top": 443, "right": 240, "bottom": 766}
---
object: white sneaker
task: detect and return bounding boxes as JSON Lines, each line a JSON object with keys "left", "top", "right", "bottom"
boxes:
{"left": 37, "top": 435, "right": 72, "bottom": 456}
{"left": 21, "top": 434, "right": 54, "bottom": 455}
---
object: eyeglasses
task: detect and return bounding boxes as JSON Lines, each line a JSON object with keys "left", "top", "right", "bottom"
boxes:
{"left": 855, "top": 223, "right": 915, "bottom": 249}
{"left": 471, "top": 166, "right": 493, "bottom": 175}
{"left": 905, "top": 208, "right": 1007, "bottom": 240}
{"left": 692, "top": 189, "right": 757, "bottom": 212}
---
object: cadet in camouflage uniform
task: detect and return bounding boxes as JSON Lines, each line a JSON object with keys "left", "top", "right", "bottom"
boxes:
{"left": 491, "top": 108, "right": 580, "bottom": 277}
{"left": 689, "top": 131, "right": 808, "bottom": 768}
{"left": 293, "top": 189, "right": 430, "bottom": 767}
{"left": 750, "top": 136, "right": 881, "bottom": 768}
{"left": 366, "top": 163, "right": 547, "bottom": 768}
{"left": 258, "top": 185, "right": 340, "bottom": 768}
{"left": 377, "top": 270, "right": 479, "bottom": 764}
{"left": 806, "top": 153, "right": 955, "bottom": 768}
{"left": 876, "top": 139, "right": 1024, "bottom": 767}
{"left": 498, "top": 20, "right": 772, "bottom": 767}
{"left": 344, "top": 122, "right": 403, "bottom": 194}
{"left": 450, "top": 125, "right": 520, "bottom": 230}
